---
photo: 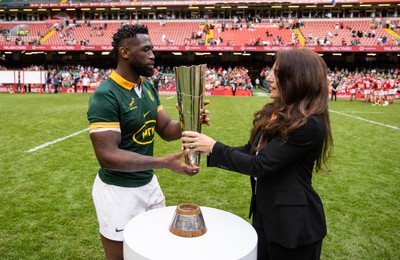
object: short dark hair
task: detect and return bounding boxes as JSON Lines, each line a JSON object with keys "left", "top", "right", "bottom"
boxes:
{"left": 111, "top": 23, "right": 149, "bottom": 61}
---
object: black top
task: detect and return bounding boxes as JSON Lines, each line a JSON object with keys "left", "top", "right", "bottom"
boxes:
{"left": 207, "top": 115, "right": 326, "bottom": 248}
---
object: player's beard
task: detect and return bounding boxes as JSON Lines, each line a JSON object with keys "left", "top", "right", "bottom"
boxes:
{"left": 131, "top": 61, "right": 154, "bottom": 78}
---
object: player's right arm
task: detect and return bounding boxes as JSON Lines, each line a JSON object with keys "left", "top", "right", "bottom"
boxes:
{"left": 90, "top": 130, "right": 198, "bottom": 176}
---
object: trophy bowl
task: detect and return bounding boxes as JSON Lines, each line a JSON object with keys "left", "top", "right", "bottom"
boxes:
{"left": 169, "top": 203, "right": 207, "bottom": 237}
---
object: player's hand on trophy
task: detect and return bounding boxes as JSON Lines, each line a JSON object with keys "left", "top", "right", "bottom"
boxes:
{"left": 200, "top": 100, "right": 211, "bottom": 126}
{"left": 174, "top": 100, "right": 210, "bottom": 126}
{"left": 164, "top": 149, "right": 199, "bottom": 176}
{"left": 182, "top": 131, "right": 216, "bottom": 156}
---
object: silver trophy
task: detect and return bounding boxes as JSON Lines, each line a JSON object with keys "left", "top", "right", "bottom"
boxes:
{"left": 174, "top": 64, "right": 206, "bottom": 166}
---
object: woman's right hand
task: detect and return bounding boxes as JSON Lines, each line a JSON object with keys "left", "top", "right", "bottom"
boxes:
{"left": 181, "top": 131, "right": 217, "bottom": 156}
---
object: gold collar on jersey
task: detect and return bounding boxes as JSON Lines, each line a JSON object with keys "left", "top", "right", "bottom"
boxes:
{"left": 110, "top": 70, "right": 143, "bottom": 91}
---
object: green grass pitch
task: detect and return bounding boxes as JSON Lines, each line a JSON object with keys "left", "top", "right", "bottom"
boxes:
{"left": 0, "top": 92, "right": 399, "bottom": 259}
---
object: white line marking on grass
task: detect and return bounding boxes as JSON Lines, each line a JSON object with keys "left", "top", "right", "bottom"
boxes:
{"left": 166, "top": 95, "right": 175, "bottom": 100}
{"left": 337, "top": 111, "right": 384, "bottom": 114}
{"left": 330, "top": 109, "right": 400, "bottom": 131}
{"left": 27, "top": 128, "right": 90, "bottom": 152}
{"left": 253, "top": 92, "right": 268, "bottom": 97}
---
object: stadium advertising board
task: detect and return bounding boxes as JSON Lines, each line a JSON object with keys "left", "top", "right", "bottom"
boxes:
{"left": 28, "top": 0, "right": 359, "bottom": 8}
{"left": 0, "top": 71, "right": 46, "bottom": 85}
{"left": 1, "top": 45, "right": 400, "bottom": 52}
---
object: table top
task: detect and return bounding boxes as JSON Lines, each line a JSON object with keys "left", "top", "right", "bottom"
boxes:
{"left": 123, "top": 205, "right": 258, "bottom": 260}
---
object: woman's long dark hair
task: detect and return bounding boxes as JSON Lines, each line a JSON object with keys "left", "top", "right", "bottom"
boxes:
{"left": 250, "top": 48, "right": 333, "bottom": 172}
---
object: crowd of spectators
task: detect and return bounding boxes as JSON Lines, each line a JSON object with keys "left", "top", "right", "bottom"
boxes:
{"left": 153, "top": 65, "right": 254, "bottom": 92}
{"left": 51, "top": 19, "right": 109, "bottom": 46}
{"left": 306, "top": 18, "right": 400, "bottom": 46}
{"left": 204, "top": 16, "right": 400, "bottom": 48}
{"left": 0, "top": 25, "right": 44, "bottom": 46}
{"left": 3, "top": 64, "right": 398, "bottom": 106}
{"left": 1, "top": 15, "right": 399, "bottom": 48}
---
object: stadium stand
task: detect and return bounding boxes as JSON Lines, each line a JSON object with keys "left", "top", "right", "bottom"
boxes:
{"left": 213, "top": 22, "right": 294, "bottom": 46}
{"left": 300, "top": 20, "right": 397, "bottom": 46}
{"left": 0, "top": 22, "right": 48, "bottom": 45}
{"left": 1, "top": 19, "right": 398, "bottom": 48}
{"left": 0, "top": 1, "right": 398, "bottom": 73}
{"left": 0, "top": 20, "right": 207, "bottom": 46}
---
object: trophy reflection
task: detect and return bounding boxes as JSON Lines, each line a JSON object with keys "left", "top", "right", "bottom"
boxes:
{"left": 174, "top": 64, "right": 206, "bottom": 166}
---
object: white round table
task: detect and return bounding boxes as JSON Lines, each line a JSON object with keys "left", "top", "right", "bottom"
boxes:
{"left": 123, "top": 206, "right": 258, "bottom": 260}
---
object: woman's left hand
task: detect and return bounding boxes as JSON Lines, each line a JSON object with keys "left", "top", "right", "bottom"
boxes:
{"left": 182, "top": 131, "right": 216, "bottom": 156}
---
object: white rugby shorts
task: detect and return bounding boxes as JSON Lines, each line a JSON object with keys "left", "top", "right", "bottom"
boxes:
{"left": 92, "top": 174, "right": 166, "bottom": 241}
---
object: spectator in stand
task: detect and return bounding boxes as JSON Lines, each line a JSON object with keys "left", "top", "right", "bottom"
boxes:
{"left": 231, "top": 82, "right": 237, "bottom": 96}
{"left": 46, "top": 74, "right": 52, "bottom": 93}
{"left": 76, "top": 78, "right": 82, "bottom": 93}
{"left": 246, "top": 78, "right": 253, "bottom": 92}
{"left": 152, "top": 74, "right": 160, "bottom": 89}
{"left": 331, "top": 79, "right": 338, "bottom": 101}
{"left": 161, "top": 33, "right": 166, "bottom": 44}
{"left": 82, "top": 74, "right": 90, "bottom": 93}
{"left": 62, "top": 75, "right": 73, "bottom": 89}
{"left": 53, "top": 74, "right": 59, "bottom": 94}
{"left": 72, "top": 76, "right": 79, "bottom": 93}
{"left": 255, "top": 78, "right": 260, "bottom": 89}
{"left": 382, "top": 36, "right": 387, "bottom": 44}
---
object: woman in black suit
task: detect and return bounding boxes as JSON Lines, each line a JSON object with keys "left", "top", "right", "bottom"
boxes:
{"left": 182, "top": 48, "right": 333, "bottom": 260}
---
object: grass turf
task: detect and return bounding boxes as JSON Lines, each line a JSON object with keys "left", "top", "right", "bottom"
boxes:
{"left": 0, "top": 92, "right": 399, "bottom": 259}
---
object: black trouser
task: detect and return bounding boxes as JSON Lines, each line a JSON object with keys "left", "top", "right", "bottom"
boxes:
{"left": 252, "top": 209, "right": 322, "bottom": 260}
{"left": 331, "top": 91, "right": 337, "bottom": 101}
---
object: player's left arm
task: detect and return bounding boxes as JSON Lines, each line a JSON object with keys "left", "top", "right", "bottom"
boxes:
{"left": 156, "top": 108, "right": 181, "bottom": 141}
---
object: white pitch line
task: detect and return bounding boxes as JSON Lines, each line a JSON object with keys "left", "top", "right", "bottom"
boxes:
{"left": 329, "top": 109, "right": 400, "bottom": 131}
{"left": 337, "top": 111, "right": 384, "bottom": 114}
{"left": 27, "top": 128, "right": 90, "bottom": 152}
{"left": 166, "top": 95, "right": 175, "bottom": 100}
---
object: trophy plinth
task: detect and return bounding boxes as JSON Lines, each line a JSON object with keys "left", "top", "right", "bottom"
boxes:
{"left": 169, "top": 203, "right": 207, "bottom": 237}
{"left": 174, "top": 64, "right": 206, "bottom": 166}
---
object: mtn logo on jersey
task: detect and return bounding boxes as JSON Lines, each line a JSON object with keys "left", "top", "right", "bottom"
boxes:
{"left": 133, "top": 120, "right": 156, "bottom": 145}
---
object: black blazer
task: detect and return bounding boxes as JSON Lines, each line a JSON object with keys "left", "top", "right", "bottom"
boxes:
{"left": 207, "top": 115, "right": 327, "bottom": 248}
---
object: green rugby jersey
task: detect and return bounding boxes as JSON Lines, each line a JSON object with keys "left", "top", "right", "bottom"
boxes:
{"left": 88, "top": 71, "right": 163, "bottom": 187}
